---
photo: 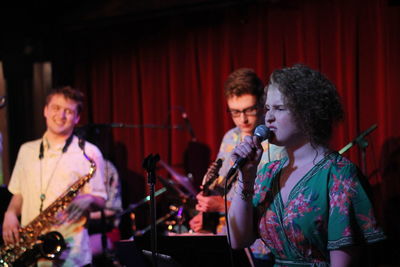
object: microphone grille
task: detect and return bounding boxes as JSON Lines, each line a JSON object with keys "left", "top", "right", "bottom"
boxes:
{"left": 254, "top": 125, "right": 270, "bottom": 141}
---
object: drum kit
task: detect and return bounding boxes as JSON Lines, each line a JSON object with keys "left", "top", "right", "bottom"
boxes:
{"left": 118, "top": 158, "right": 199, "bottom": 237}
{"left": 78, "top": 120, "right": 202, "bottom": 238}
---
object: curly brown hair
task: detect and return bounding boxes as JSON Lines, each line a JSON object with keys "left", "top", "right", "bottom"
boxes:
{"left": 46, "top": 86, "right": 84, "bottom": 114}
{"left": 269, "top": 64, "right": 344, "bottom": 146}
{"left": 224, "top": 68, "right": 264, "bottom": 105}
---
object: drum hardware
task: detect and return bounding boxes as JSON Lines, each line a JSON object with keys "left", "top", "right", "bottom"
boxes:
{"left": 159, "top": 160, "right": 198, "bottom": 197}
{"left": 134, "top": 206, "right": 181, "bottom": 236}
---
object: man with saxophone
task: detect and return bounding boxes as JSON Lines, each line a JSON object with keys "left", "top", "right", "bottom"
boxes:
{"left": 2, "top": 86, "right": 107, "bottom": 266}
{"left": 189, "top": 68, "right": 285, "bottom": 267}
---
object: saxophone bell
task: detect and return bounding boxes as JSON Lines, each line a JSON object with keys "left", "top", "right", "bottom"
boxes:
{"left": 38, "top": 231, "right": 66, "bottom": 259}
{"left": 0, "top": 137, "right": 96, "bottom": 266}
{"left": 14, "top": 231, "right": 66, "bottom": 266}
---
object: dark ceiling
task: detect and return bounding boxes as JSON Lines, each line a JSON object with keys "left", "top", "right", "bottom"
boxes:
{"left": 6, "top": 0, "right": 399, "bottom": 62}
{"left": 1, "top": 0, "right": 286, "bottom": 62}
{"left": 0, "top": 0, "right": 398, "bottom": 48}
{"left": 0, "top": 0, "right": 275, "bottom": 33}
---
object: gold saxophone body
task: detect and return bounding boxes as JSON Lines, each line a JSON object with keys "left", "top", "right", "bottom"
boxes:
{"left": 0, "top": 148, "right": 96, "bottom": 266}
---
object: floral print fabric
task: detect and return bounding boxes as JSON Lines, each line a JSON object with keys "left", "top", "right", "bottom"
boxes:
{"left": 253, "top": 152, "right": 385, "bottom": 266}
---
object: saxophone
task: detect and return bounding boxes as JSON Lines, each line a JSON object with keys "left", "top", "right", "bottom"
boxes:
{"left": 0, "top": 148, "right": 96, "bottom": 266}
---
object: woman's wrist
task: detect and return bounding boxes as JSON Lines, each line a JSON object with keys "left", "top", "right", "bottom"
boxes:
{"left": 237, "top": 170, "right": 256, "bottom": 185}
{"left": 237, "top": 178, "right": 255, "bottom": 188}
{"left": 235, "top": 180, "right": 255, "bottom": 202}
{"left": 239, "top": 188, "right": 254, "bottom": 201}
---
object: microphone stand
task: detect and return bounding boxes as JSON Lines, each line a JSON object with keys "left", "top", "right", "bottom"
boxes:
{"left": 142, "top": 154, "right": 160, "bottom": 267}
{"left": 338, "top": 124, "right": 377, "bottom": 175}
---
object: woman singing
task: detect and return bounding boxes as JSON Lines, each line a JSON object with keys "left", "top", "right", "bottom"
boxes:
{"left": 228, "top": 64, "right": 385, "bottom": 266}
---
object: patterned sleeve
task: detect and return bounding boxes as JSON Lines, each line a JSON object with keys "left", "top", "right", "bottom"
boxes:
{"left": 327, "top": 162, "right": 386, "bottom": 250}
{"left": 104, "top": 160, "right": 122, "bottom": 212}
{"left": 216, "top": 129, "right": 236, "bottom": 161}
{"left": 82, "top": 144, "right": 107, "bottom": 200}
{"left": 252, "top": 161, "right": 281, "bottom": 223}
{"left": 253, "top": 163, "right": 272, "bottom": 206}
{"left": 216, "top": 129, "right": 237, "bottom": 185}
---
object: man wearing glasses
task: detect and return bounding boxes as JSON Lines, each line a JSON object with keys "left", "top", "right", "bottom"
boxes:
{"left": 189, "top": 68, "right": 285, "bottom": 266}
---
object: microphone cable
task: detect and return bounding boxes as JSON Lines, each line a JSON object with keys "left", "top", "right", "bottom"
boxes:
{"left": 223, "top": 125, "right": 270, "bottom": 267}
{"left": 224, "top": 169, "right": 237, "bottom": 267}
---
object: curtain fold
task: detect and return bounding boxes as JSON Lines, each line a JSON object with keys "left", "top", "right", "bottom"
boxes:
{"left": 60, "top": 0, "right": 399, "bottom": 213}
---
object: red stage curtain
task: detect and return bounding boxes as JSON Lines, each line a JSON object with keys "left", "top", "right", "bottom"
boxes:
{"left": 62, "top": 0, "right": 400, "bottom": 209}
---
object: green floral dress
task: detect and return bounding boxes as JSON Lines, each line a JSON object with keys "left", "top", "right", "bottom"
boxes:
{"left": 253, "top": 152, "right": 385, "bottom": 266}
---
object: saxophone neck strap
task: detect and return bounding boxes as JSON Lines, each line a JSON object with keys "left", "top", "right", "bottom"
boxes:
{"left": 39, "top": 134, "right": 85, "bottom": 159}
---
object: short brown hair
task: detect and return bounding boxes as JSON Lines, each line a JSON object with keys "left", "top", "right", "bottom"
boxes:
{"left": 46, "top": 86, "right": 84, "bottom": 114}
{"left": 224, "top": 68, "right": 264, "bottom": 104}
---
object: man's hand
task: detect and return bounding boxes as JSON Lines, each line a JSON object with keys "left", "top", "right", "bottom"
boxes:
{"left": 189, "top": 212, "right": 203, "bottom": 232}
{"left": 64, "top": 194, "right": 102, "bottom": 222}
{"left": 2, "top": 211, "right": 21, "bottom": 245}
{"left": 195, "top": 193, "right": 224, "bottom": 213}
{"left": 2, "top": 194, "right": 22, "bottom": 245}
{"left": 90, "top": 209, "right": 117, "bottom": 220}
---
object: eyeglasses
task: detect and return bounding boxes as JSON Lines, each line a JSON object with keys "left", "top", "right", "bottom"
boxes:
{"left": 227, "top": 105, "right": 259, "bottom": 117}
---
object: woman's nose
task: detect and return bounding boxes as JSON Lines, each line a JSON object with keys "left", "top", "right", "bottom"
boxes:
{"left": 265, "top": 111, "right": 274, "bottom": 123}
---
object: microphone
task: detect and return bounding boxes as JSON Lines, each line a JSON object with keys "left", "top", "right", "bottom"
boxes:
{"left": 181, "top": 109, "right": 197, "bottom": 142}
{"left": 226, "top": 125, "right": 271, "bottom": 178}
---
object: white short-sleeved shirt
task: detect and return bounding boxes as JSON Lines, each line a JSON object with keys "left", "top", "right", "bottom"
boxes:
{"left": 8, "top": 135, "right": 107, "bottom": 266}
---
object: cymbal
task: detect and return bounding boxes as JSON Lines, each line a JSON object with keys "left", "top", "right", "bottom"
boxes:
{"left": 158, "top": 175, "right": 191, "bottom": 199}
{"left": 159, "top": 160, "right": 198, "bottom": 197}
